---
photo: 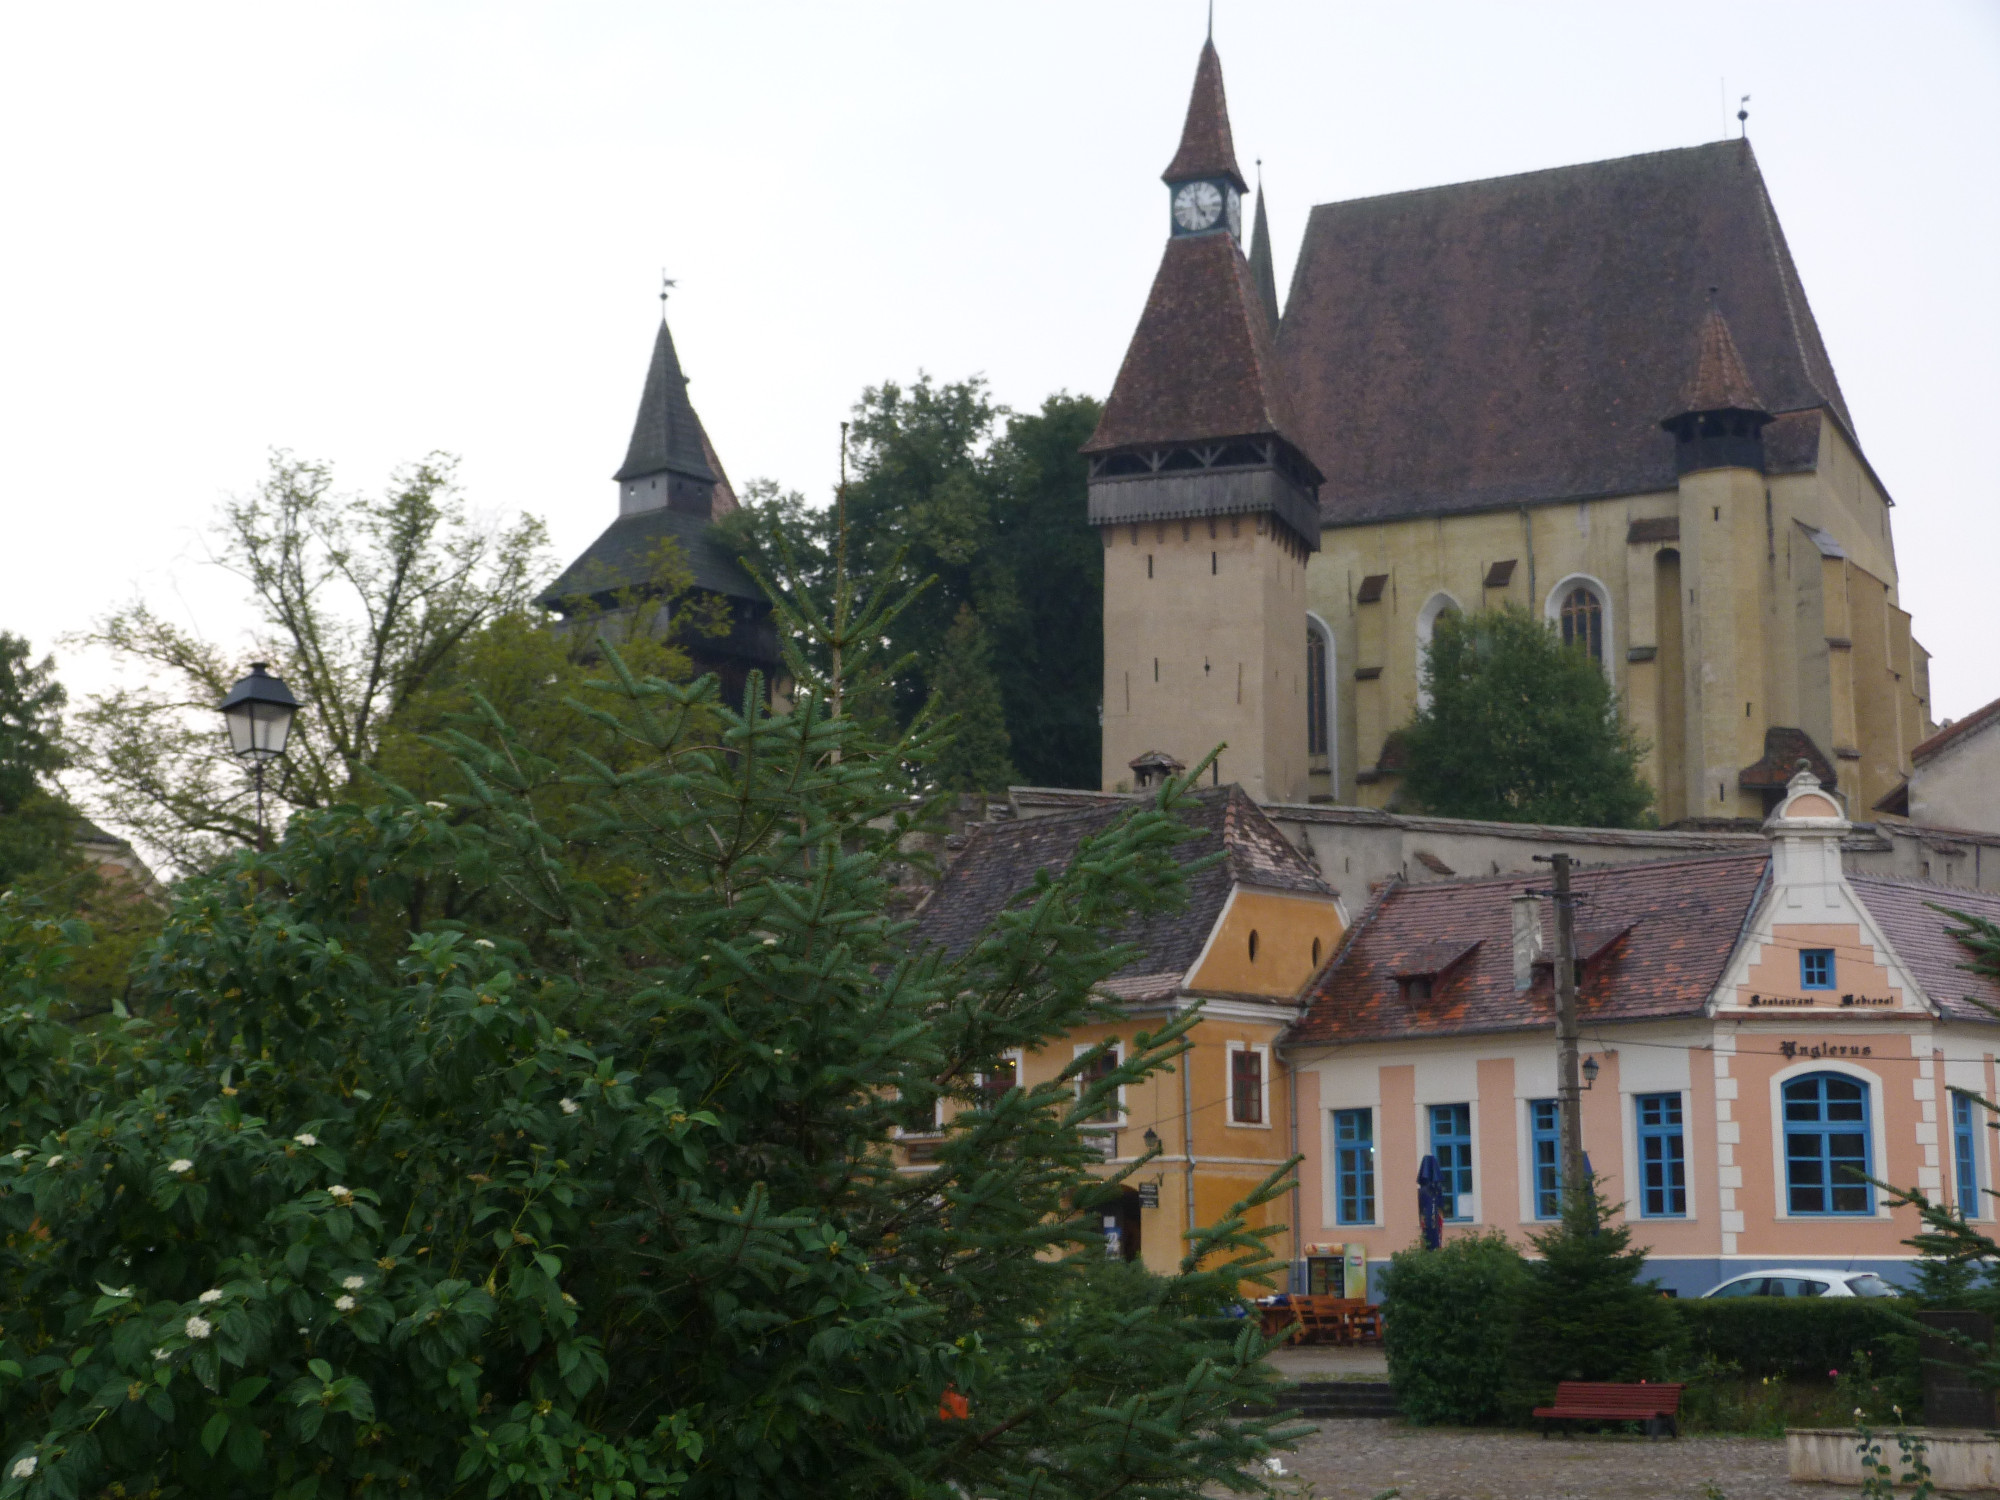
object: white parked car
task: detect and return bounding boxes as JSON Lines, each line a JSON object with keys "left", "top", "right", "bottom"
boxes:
{"left": 1701, "top": 1268, "right": 1897, "bottom": 1299}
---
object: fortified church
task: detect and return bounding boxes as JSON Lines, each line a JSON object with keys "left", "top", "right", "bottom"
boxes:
{"left": 1090, "top": 39, "right": 1935, "bottom": 826}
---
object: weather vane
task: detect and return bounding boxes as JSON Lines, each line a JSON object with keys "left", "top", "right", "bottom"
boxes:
{"left": 1737, "top": 95, "right": 1750, "bottom": 137}
{"left": 659, "top": 270, "right": 677, "bottom": 307}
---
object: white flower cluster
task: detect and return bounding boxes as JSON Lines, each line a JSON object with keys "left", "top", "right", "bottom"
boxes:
{"left": 185, "top": 1315, "right": 212, "bottom": 1340}
{"left": 198, "top": 1288, "right": 223, "bottom": 1305}
{"left": 327, "top": 1184, "right": 354, "bottom": 1204}
{"left": 9, "top": 1147, "right": 28, "bottom": 1161}
{"left": 334, "top": 1295, "right": 357, "bottom": 1313}
{"left": 343, "top": 1275, "right": 365, "bottom": 1290}
{"left": 46, "top": 1155, "right": 63, "bottom": 1168}
{"left": 167, "top": 1158, "right": 193, "bottom": 1175}
{"left": 293, "top": 1133, "right": 318, "bottom": 1148}
{"left": 559, "top": 1098, "right": 579, "bottom": 1116}
{"left": 473, "top": 938, "right": 495, "bottom": 950}
{"left": 10, "top": 1456, "right": 36, "bottom": 1479}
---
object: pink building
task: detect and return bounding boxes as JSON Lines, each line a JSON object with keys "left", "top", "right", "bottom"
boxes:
{"left": 1286, "top": 770, "right": 2000, "bottom": 1297}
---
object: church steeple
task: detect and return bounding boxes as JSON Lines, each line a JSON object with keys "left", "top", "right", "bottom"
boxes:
{"left": 1661, "top": 302, "right": 1772, "bottom": 474}
{"left": 614, "top": 310, "right": 719, "bottom": 518}
{"left": 1247, "top": 172, "right": 1280, "bottom": 331}
{"left": 1162, "top": 39, "right": 1248, "bottom": 242}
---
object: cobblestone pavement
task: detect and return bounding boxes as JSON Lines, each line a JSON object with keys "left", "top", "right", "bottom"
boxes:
{"left": 1279, "top": 1420, "right": 1859, "bottom": 1500}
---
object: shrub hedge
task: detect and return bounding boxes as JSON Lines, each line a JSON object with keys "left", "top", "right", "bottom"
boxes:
{"left": 1379, "top": 1233, "right": 1530, "bottom": 1425}
{"left": 1670, "top": 1298, "right": 1916, "bottom": 1381}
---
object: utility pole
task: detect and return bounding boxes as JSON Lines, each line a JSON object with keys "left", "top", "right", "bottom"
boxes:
{"left": 1534, "top": 852, "right": 1585, "bottom": 1216}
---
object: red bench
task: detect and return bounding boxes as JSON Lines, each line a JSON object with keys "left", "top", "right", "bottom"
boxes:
{"left": 1532, "top": 1381, "right": 1684, "bottom": 1439}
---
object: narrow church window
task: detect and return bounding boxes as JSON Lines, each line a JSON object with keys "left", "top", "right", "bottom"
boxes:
{"left": 1147, "top": 554, "right": 1154, "bottom": 579}
{"left": 1312, "top": 936, "right": 1322, "bottom": 967}
{"left": 1153, "top": 658, "right": 1159, "bottom": 682}
{"left": 1211, "top": 552, "right": 1217, "bottom": 575}
{"left": 1559, "top": 587, "right": 1603, "bottom": 661}
{"left": 1247, "top": 930, "right": 1260, "bottom": 962}
{"left": 1306, "top": 629, "right": 1329, "bottom": 755}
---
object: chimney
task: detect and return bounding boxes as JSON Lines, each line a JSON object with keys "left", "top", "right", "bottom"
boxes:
{"left": 1511, "top": 894, "right": 1544, "bottom": 992}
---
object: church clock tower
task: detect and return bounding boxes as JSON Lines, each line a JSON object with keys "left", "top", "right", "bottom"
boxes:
{"left": 1085, "top": 38, "right": 1321, "bottom": 804}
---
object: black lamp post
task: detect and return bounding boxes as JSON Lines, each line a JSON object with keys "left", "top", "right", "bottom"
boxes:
{"left": 219, "top": 662, "right": 299, "bottom": 850}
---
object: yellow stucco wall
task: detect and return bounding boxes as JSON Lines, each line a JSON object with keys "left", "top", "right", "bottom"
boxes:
{"left": 1188, "top": 888, "right": 1345, "bottom": 997}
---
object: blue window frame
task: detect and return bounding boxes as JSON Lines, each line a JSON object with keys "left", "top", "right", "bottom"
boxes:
{"left": 1954, "top": 1092, "right": 1980, "bottom": 1216}
{"left": 1529, "top": 1099, "right": 1562, "bottom": 1219}
{"left": 1636, "top": 1092, "right": 1688, "bottom": 1217}
{"left": 1430, "top": 1103, "right": 1473, "bottom": 1220}
{"left": 1800, "top": 949, "right": 1835, "bottom": 990}
{"left": 1334, "top": 1109, "right": 1375, "bottom": 1225}
{"left": 1783, "top": 1073, "right": 1872, "bottom": 1215}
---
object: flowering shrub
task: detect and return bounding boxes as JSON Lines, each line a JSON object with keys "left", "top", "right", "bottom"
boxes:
{"left": 0, "top": 629, "right": 1296, "bottom": 1496}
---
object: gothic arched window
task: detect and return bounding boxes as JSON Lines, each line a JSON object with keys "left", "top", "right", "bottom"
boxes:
{"left": 1560, "top": 586, "right": 1604, "bottom": 662}
{"left": 1306, "top": 627, "right": 1328, "bottom": 756}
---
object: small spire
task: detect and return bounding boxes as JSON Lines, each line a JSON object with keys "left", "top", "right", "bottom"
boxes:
{"left": 1248, "top": 163, "right": 1280, "bottom": 331}
{"left": 1668, "top": 299, "right": 1768, "bottom": 420}
{"left": 614, "top": 306, "right": 716, "bottom": 485}
{"left": 1162, "top": 37, "right": 1247, "bottom": 191}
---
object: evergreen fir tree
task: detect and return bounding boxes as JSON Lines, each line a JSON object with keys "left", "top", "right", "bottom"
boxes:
{"left": 1515, "top": 1189, "right": 1682, "bottom": 1390}
{"left": 0, "top": 547, "right": 1301, "bottom": 1496}
{"left": 929, "top": 603, "right": 1019, "bottom": 793}
{"left": 0, "top": 633, "right": 76, "bottom": 889}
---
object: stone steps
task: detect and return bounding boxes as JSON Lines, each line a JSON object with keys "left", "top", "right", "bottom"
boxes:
{"left": 1274, "top": 1380, "right": 1401, "bottom": 1420}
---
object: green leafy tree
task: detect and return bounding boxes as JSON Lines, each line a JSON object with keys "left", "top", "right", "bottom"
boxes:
{"left": 718, "top": 380, "right": 1104, "bottom": 790}
{"left": 0, "top": 552, "right": 1302, "bottom": 1496}
{"left": 1380, "top": 1231, "right": 1530, "bottom": 1425}
{"left": 0, "top": 636, "right": 74, "bottom": 890}
{"left": 1514, "top": 1190, "right": 1683, "bottom": 1391}
{"left": 929, "top": 604, "right": 1019, "bottom": 794}
{"left": 1399, "top": 606, "right": 1653, "bottom": 828}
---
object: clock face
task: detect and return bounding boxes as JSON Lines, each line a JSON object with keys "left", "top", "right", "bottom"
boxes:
{"left": 1173, "top": 179, "right": 1223, "bottom": 232}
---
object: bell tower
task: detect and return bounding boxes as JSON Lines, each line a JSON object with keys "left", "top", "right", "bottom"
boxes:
{"left": 1085, "top": 38, "right": 1321, "bottom": 803}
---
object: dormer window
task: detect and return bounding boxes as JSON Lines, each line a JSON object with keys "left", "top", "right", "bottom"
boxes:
{"left": 1393, "top": 940, "right": 1481, "bottom": 1002}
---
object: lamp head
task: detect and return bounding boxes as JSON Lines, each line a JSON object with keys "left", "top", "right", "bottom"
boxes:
{"left": 1142, "top": 1127, "right": 1161, "bottom": 1153}
{"left": 219, "top": 662, "right": 300, "bottom": 763}
{"left": 1581, "top": 1054, "right": 1601, "bottom": 1089}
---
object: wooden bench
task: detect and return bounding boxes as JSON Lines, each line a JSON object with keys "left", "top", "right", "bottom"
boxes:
{"left": 1532, "top": 1381, "right": 1684, "bottom": 1439}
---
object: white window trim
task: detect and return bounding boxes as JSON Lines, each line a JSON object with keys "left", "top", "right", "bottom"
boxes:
{"left": 1414, "top": 592, "right": 1463, "bottom": 711}
{"left": 1306, "top": 610, "right": 1340, "bottom": 792}
{"left": 1766, "top": 1060, "right": 1893, "bottom": 1222}
{"left": 1225, "top": 1041, "right": 1272, "bottom": 1129}
{"left": 1325, "top": 1104, "right": 1380, "bottom": 1228}
{"left": 1420, "top": 1096, "right": 1480, "bottom": 1225}
{"left": 1543, "top": 572, "right": 1615, "bottom": 678}
{"left": 1074, "top": 1041, "right": 1126, "bottom": 1130}
{"left": 890, "top": 1088, "right": 946, "bottom": 1139}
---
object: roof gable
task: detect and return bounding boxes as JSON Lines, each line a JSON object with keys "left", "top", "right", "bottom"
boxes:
{"left": 1282, "top": 140, "right": 1857, "bottom": 526}
{"left": 1851, "top": 878, "right": 2000, "bottom": 1024}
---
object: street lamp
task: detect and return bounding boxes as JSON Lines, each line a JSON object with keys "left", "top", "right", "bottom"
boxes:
{"left": 1142, "top": 1127, "right": 1160, "bottom": 1155}
{"left": 1581, "top": 1054, "right": 1600, "bottom": 1091}
{"left": 219, "top": 662, "right": 299, "bottom": 849}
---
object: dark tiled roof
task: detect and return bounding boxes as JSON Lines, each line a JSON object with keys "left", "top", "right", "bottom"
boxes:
{"left": 1161, "top": 41, "right": 1247, "bottom": 192}
{"left": 1248, "top": 185, "right": 1281, "bottom": 331}
{"left": 1911, "top": 694, "right": 2000, "bottom": 764}
{"left": 1083, "top": 232, "right": 1308, "bottom": 455}
{"left": 1672, "top": 306, "right": 1768, "bottom": 418}
{"left": 1290, "top": 853, "right": 1770, "bottom": 1045}
{"left": 1282, "top": 140, "right": 1856, "bottom": 527}
{"left": 614, "top": 317, "right": 717, "bottom": 484}
{"left": 539, "top": 508, "right": 766, "bottom": 609}
{"left": 911, "top": 786, "right": 1333, "bottom": 993}
{"left": 1739, "top": 727, "right": 1838, "bottom": 791}
{"left": 1851, "top": 878, "right": 2000, "bottom": 1023}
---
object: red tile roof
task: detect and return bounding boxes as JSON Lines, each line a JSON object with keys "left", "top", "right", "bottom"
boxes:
{"left": 1161, "top": 40, "right": 1246, "bottom": 192}
{"left": 1672, "top": 306, "right": 1768, "bottom": 417}
{"left": 1290, "top": 854, "right": 1770, "bottom": 1046}
{"left": 1850, "top": 878, "right": 2000, "bottom": 1023}
{"left": 1082, "top": 232, "right": 1306, "bottom": 455}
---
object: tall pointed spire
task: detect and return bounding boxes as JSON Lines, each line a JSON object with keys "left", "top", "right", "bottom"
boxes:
{"left": 1247, "top": 168, "right": 1280, "bottom": 331}
{"left": 1670, "top": 304, "right": 1768, "bottom": 419}
{"left": 1162, "top": 40, "right": 1247, "bottom": 192}
{"left": 614, "top": 313, "right": 717, "bottom": 486}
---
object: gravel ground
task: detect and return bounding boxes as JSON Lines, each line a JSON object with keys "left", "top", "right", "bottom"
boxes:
{"left": 1277, "top": 1420, "right": 1857, "bottom": 1500}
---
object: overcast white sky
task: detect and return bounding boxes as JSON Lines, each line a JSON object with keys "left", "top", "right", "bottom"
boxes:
{"left": 4, "top": 2, "right": 1996, "bottom": 753}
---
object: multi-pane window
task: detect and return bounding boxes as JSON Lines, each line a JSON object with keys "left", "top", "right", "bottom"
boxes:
{"left": 1559, "top": 586, "right": 1603, "bottom": 661}
{"left": 1306, "top": 628, "right": 1329, "bottom": 756}
{"left": 1529, "top": 1099, "right": 1562, "bottom": 1219}
{"left": 1230, "top": 1047, "right": 1265, "bottom": 1126}
{"left": 1077, "top": 1046, "right": 1122, "bottom": 1127}
{"left": 1784, "top": 1073, "right": 1872, "bottom": 1214}
{"left": 1430, "top": 1103, "right": 1473, "bottom": 1220}
{"left": 1637, "top": 1092, "right": 1688, "bottom": 1217}
{"left": 1800, "top": 949, "right": 1835, "bottom": 990}
{"left": 1334, "top": 1109, "right": 1375, "bottom": 1225}
{"left": 980, "top": 1055, "right": 1019, "bottom": 1106}
{"left": 1954, "top": 1091, "right": 1981, "bottom": 1216}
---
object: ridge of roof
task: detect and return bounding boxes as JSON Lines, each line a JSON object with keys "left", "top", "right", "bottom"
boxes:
{"left": 1161, "top": 40, "right": 1247, "bottom": 192}
{"left": 614, "top": 316, "right": 717, "bottom": 485}
{"left": 1672, "top": 306, "right": 1768, "bottom": 418}
{"left": 538, "top": 507, "right": 763, "bottom": 608}
{"left": 1911, "top": 693, "right": 2000, "bottom": 764}
{"left": 1283, "top": 138, "right": 1860, "bottom": 527}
